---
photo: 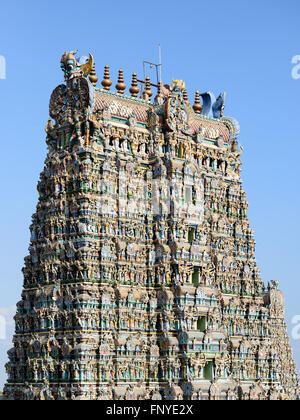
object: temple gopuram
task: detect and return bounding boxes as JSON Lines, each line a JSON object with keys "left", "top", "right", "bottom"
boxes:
{"left": 3, "top": 51, "right": 299, "bottom": 400}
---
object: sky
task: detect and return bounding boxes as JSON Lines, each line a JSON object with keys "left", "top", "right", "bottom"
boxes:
{"left": 0, "top": 0, "right": 300, "bottom": 390}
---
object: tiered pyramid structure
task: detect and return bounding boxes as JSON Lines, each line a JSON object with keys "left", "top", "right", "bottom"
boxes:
{"left": 3, "top": 51, "right": 299, "bottom": 400}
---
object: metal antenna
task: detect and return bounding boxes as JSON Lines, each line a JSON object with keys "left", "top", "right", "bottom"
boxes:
{"left": 158, "top": 44, "right": 162, "bottom": 82}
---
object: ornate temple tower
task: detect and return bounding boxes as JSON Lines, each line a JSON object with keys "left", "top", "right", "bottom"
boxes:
{"left": 4, "top": 51, "right": 299, "bottom": 400}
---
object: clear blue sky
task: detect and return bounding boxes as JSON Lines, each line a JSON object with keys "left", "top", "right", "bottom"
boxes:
{"left": 0, "top": 0, "right": 299, "bottom": 389}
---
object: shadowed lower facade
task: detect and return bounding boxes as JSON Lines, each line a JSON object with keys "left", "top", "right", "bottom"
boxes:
{"left": 3, "top": 51, "right": 299, "bottom": 400}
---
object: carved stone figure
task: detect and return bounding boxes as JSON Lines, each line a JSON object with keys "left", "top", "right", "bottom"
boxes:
{"left": 3, "top": 51, "right": 299, "bottom": 401}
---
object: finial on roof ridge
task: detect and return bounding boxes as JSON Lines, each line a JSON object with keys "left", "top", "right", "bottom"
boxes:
{"left": 116, "top": 69, "right": 126, "bottom": 94}
{"left": 193, "top": 90, "right": 202, "bottom": 114}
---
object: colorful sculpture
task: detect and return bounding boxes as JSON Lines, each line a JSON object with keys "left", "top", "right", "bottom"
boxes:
{"left": 60, "top": 51, "right": 94, "bottom": 81}
{"left": 3, "top": 51, "right": 299, "bottom": 400}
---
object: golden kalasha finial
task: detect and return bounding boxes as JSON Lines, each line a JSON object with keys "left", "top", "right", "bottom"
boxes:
{"left": 143, "top": 76, "right": 152, "bottom": 99}
{"left": 89, "top": 63, "right": 98, "bottom": 87}
{"left": 193, "top": 90, "right": 202, "bottom": 114}
{"left": 183, "top": 89, "right": 188, "bottom": 102}
{"left": 116, "top": 69, "right": 126, "bottom": 94}
{"left": 157, "top": 81, "right": 162, "bottom": 96}
{"left": 101, "top": 65, "right": 112, "bottom": 91}
{"left": 129, "top": 73, "right": 140, "bottom": 98}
